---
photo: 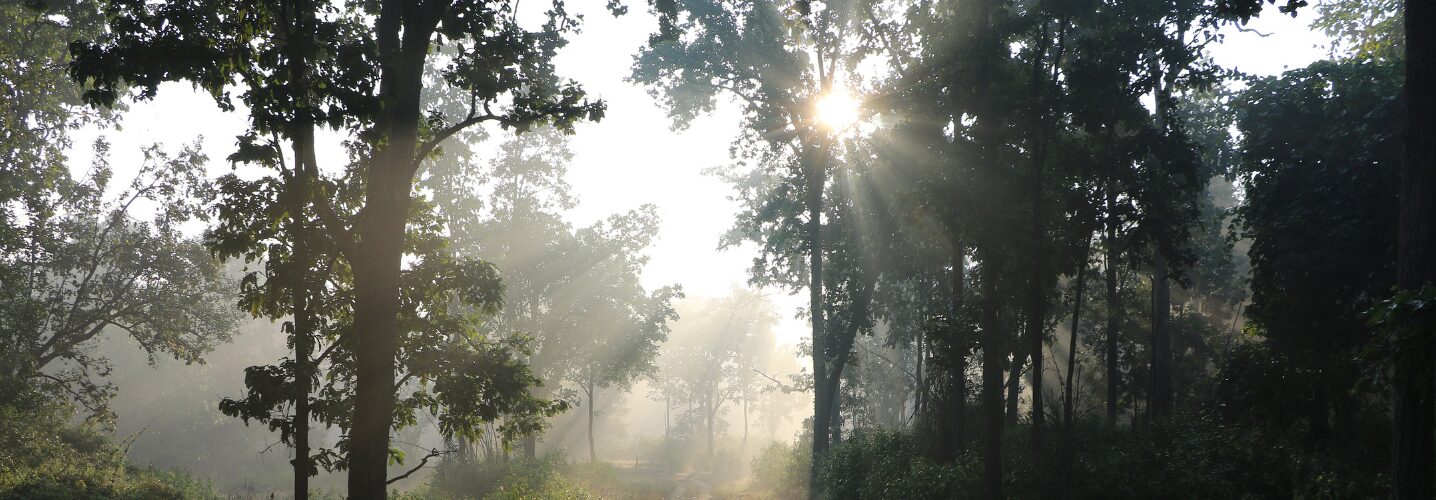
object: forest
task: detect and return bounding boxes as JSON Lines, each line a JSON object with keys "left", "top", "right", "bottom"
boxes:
{"left": 0, "top": 0, "right": 1432, "bottom": 498}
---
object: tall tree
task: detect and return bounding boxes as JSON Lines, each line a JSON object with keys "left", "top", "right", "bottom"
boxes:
{"left": 1392, "top": 0, "right": 1436, "bottom": 495}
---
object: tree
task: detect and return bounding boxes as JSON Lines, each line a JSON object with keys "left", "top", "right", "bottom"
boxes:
{"left": 555, "top": 211, "right": 680, "bottom": 463}
{"left": 0, "top": 141, "right": 239, "bottom": 421}
{"left": 70, "top": 2, "right": 662, "bottom": 495}
{"left": 633, "top": 5, "right": 884, "bottom": 489}
{"left": 1392, "top": 0, "right": 1436, "bottom": 495}
{"left": 1229, "top": 60, "right": 1400, "bottom": 449}
{"left": 660, "top": 288, "right": 777, "bottom": 457}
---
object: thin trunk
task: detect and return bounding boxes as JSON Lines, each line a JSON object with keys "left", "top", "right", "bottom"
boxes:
{"left": 806, "top": 138, "right": 828, "bottom": 499}
{"left": 916, "top": 320, "right": 925, "bottom": 417}
{"left": 1026, "top": 20, "right": 1054, "bottom": 447}
{"left": 1150, "top": 251, "right": 1171, "bottom": 417}
{"left": 1065, "top": 237, "right": 1090, "bottom": 429}
{"left": 1104, "top": 186, "right": 1121, "bottom": 427}
{"left": 588, "top": 385, "right": 597, "bottom": 463}
{"left": 280, "top": 2, "right": 316, "bottom": 495}
{"left": 1148, "top": 66, "right": 1174, "bottom": 420}
{"left": 946, "top": 237, "right": 967, "bottom": 457}
{"left": 1393, "top": 0, "right": 1436, "bottom": 496}
{"left": 980, "top": 265, "right": 1005, "bottom": 500}
{"left": 1006, "top": 350, "right": 1024, "bottom": 427}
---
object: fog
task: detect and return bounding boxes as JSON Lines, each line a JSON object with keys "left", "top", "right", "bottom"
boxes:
{"left": 5, "top": 0, "right": 1423, "bottom": 498}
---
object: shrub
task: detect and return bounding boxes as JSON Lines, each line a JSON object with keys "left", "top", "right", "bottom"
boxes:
{"left": 0, "top": 401, "right": 218, "bottom": 499}
{"left": 751, "top": 440, "right": 811, "bottom": 499}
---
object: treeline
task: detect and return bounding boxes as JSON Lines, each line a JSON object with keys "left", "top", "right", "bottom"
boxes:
{"left": 630, "top": 0, "right": 1428, "bottom": 499}
{"left": 2, "top": 0, "right": 1433, "bottom": 499}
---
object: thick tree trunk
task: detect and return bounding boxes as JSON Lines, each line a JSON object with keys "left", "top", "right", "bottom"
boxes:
{"left": 1393, "top": 0, "right": 1436, "bottom": 496}
{"left": 980, "top": 266, "right": 1005, "bottom": 500}
{"left": 348, "top": 3, "right": 434, "bottom": 497}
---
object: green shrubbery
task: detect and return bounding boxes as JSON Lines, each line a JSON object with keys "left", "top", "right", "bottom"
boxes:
{"left": 0, "top": 401, "right": 218, "bottom": 499}
{"left": 750, "top": 440, "right": 811, "bottom": 499}
{"left": 801, "top": 413, "right": 1386, "bottom": 499}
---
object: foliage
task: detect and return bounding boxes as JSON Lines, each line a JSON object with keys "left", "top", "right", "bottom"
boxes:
{"left": 0, "top": 399, "right": 220, "bottom": 499}
{"left": 0, "top": 141, "right": 238, "bottom": 422}
{"left": 750, "top": 440, "right": 811, "bottom": 499}
{"left": 1231, "top": 58, "right": 1401, "bottom": 447}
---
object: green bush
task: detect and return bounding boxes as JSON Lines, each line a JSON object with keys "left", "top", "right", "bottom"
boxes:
{"left": 751, "top": 440, "right": 811, "bottom": 499}
{"left": 802, "top": 413, "right": 1385, "bottom": 499}
{"left": 0, "top": 401, "right": 218, "bottom": 499}
{"left": 816, "top": 430, "right": 977, "bottom": 500}
{"left": 427, "top": 455, "right": 600, "bottom": 500}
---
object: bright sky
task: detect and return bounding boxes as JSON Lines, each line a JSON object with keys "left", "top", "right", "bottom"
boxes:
{"left": 67, "top": 2, "right": 1331, "bottom": 357}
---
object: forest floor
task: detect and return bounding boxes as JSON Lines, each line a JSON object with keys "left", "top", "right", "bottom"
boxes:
{"left": 600, "top": 460, "right": 722, "bottom": 499}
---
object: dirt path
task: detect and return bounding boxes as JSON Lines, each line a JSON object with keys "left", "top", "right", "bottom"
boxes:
{"left": 668, "top": 471, "right": 713, "bottom": 500}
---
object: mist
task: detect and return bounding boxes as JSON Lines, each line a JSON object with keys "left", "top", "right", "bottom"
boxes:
{"left": 1, "top": 0, "right": 1427, "bottom": 499}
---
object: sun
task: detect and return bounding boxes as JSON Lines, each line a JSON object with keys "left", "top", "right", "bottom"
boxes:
{"left": 815, "top": 90, "right": 860, "bottom": 131}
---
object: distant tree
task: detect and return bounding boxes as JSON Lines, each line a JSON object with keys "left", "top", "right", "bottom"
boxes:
{"left": 554, "top": 210, "right": 680, "bottom": 463}
{"left": 660, "top": 288, "right": 777, "bottom": 457}
{"left": 0, "top": 142, "right": 239, "bottom": 422}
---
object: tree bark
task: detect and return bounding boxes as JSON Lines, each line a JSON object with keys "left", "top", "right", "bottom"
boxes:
{"left": 348, "top": 3, "right": 441, "bottom": 497}
{"left": 1393, "top": 0, "right": 1436, "bottom": 496}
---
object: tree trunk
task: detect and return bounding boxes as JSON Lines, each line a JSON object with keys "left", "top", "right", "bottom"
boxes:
{"left": 1148, "top": 67, "right": 1174, "bottom": 421}
{"left": 1006, "top": 350, "right": 1024, "bottom": 427}
{"left": 1393, "top": 0, "right": 1436, "bottom": 496}
{"left": 916, "top": 323, "right": 925, "bottom": 418}
{"left": 289, "top": 138, "right": 315, "bottom": 500}
{"left": 1025, "top": 20, "right": 1054, "bottom": 450}
{"left": 348, "top": 4, "right": 437, "bottom": 497}
{"left": 281, "top": 3, "right": 318, "bottom": 495}
{"left": 588, "top": 386, "right": 597, "bottom": 463}
{"left": 945, "top": 237, "right": 967, "bottom": 458}
{"left": 1104, "top": 186, "right": 1121, "bottom": 427}
{"left": 1150, "top": 251, "right": 1172, "bottom": 418}
{"left": 805, "top": 138, "right": 829, "bottom": 499}
{"left": 1065, "top": 237, "right": 1090, "bottom": 429}
{"left": 980, "top": 265, "right": 1005, "bottom": 500}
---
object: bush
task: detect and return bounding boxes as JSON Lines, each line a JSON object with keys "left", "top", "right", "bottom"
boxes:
{"left": 0, "top": 401, "right": 218, "bottom": 499}
{"left": 816, "top": 430, "right": 977, "bottom": 500}
{"left": 751, "top": 440, "right": 811, "bottom": 499}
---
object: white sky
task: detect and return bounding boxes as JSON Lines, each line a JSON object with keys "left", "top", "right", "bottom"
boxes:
{"left": 67, "top": 2, "right": 1331, "bottom": 359}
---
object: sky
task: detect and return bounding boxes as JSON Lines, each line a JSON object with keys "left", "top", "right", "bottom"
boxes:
{"left": 67, "top": 1, "right": 1332, "bottom": 361}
